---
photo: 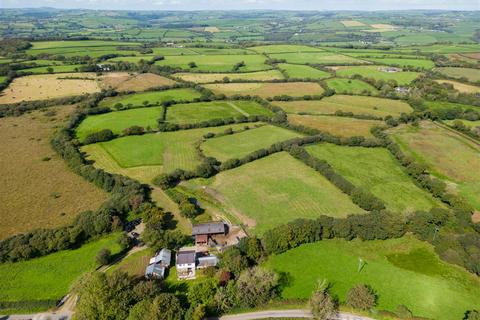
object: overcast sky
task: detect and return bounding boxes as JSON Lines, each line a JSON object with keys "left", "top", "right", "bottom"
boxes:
{"left": 1, "top": 0, "right": 479, "bottom": 11}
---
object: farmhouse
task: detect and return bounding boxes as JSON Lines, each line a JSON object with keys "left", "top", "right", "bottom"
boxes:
{"left": 176, "top": 249, "right": 196, "bottom": 279}
{"left": 192, "top": 221, "right": 227, "bottom": 246}
{"left": 145, "top": 248, "right": 171, "bottom": 279}
{"left": 379, "top": 66, "right": 401, "bottom": 73}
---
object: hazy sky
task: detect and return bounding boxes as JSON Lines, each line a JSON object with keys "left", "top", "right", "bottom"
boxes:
{"left": 1, "top": 0, "right": 479, "bottom": 11}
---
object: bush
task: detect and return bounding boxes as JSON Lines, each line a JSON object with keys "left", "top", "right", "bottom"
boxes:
{"left": 83, "top": 129, "right": 115, "bottom": 144}
{"left": 309, "top": 280, "right": 337, "bottom": 320}
{"left": 123, "top": 126, "right": 145, "bottom": 136}
{"left": 346, "top": 284, "right": 376, "bottom": 310}
{"left": 96, "top": 248, "right": 111, "bottom": 265}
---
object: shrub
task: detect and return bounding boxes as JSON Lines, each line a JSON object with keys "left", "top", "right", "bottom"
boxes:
{"left": 346, "top": 284, "right": 376, "bottom": 310}
{"left": 96, "top": 248, "right": 111, "bottom": 265}
{"left": 309, "top": 280, "right": 337, "bottom": 320}
{"left": 83, "top": 129, "right": 115, "bottom": 144}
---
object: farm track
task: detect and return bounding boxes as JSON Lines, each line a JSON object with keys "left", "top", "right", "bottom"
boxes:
{"left": 214, "top": 309, "right": 374, "bottom": 320}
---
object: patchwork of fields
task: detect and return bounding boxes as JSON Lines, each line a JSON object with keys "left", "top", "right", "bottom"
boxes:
{"left": 204, "top": 82, "right": 325, "bottom": 98}
{"left": 334, "top": 65, "right": 421, "bottom": 84}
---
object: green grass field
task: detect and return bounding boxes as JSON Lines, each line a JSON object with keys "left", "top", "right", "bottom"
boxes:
{"left": 76, "top": 107, "right": 162, "bottom": 141}
{"left": 391, "top": 122, "right": 480, "bottom": 210}
{"left": 29, "top": 40, "right": 139, "bottom": 49}
{"left": 275, "top": 95, "right": 411, "bottom": 118}
{"left": 268, "top": 52, "right": 367, "bottom": 65}
{"left": 155, "top": 54, "right": 271, "bottom": 72}
{"left": 249, "top": 45, "right": 324, "bottom": 54}
{"left": 264, "top": 236, "right": 480, "bottom": 320}
{"left": 201, "top": 125, "right": 302, "bottom": 161}
{"left": 18, "top": 64, "right": 83, "bottom": 74}
{"left": 306, "top": 144, "right": 441, "bottom": 213}
{"left": 445, "top": 119, "right": 480, "bottom": 128}
{"left": 424, "top": 100, "right": 480, "bottom": 112}
{"left": 86, "top": 123, "right": 255, "bottom": 175}
{"left": 434, "top": 67, "right": 480, "bottom": 82}
{"left": 364, "top": 58, "right": 434, "bottom": 69}
{"left": 174, "top": 70, "right": 284, "bottom": 83}
{"left": 166, "top": 100, "right": 273, "bottom": 124}
{"left": 98, "top": 88, "right": 199, "bottom": 109}
{"left": 325, "top": 78, "right": 379, "bottom": 95}
{"left": 277, "top": 64, "right": 331, "bottom": 79}
{"left": 0, "top": 234, "right": 121, "bottom": 312}
{"left": 335, "top": 66, "right": 421, "bottom": 85}
{"left": 196, "top": 152, "right": 364, "bottom": 234}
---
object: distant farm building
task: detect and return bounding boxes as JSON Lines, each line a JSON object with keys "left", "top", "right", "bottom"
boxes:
{"left": 379, "top": 66, "right": 401, "bottom": 73}
{"left": 192, "top": 221, "right": 227, "bottom": 246}
{"left": 145, "top": 248, "right": 171, "bottom": 279}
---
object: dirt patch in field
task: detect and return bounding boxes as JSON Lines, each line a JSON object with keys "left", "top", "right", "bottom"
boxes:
{"left": 472, "top": 212, "right": 480, "bottom": 224}
{"left": 0, "top": 106, "right": 107, "bottom": 239}
{"left": 0, "top": 73, "right": 100, "bottom": 104}
{"left": 99, "top": 72, "right": 176, "bottom": 92}
{"left": 462, "top": 53, "right": 480, "bottom": 60}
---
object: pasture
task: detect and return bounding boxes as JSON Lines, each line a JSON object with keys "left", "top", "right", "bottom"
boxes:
{"left": 0, "top": 107, "right": 107, "bottom": 240}
{"left": 97, "top": 88, "right": 201, "bottom": 109}
{"left": 166, "top": 100, "right": 273, "bottom": 124}
{"left": 434, "top": 67, "right": 480, "bottom": 82}
{"left": 306, "top": 144, "right": 441, "bottom": 213}
{"left": 424, "top": 100, "right": 478, "bottom": 112}
{"left": 268, "top": 52, "right": 368, "bottom": 65}
{"left": 445, "top": 119, "right": 480, "bottom": 128}
{"left": 334, "top": 66, "right": 421, "bottom": 85}
{"left": 249, "top": 45, "right": 324, "bottom": 53}
{"left": 173, "top": 70, "right": 284, "bottom": 83}
{"left": 287, "top": 114, "right": 381, "bottom": 138}
{"left": 85, "top": 123, "right": 253, "bottom": 176}
{"left": 341, "top": 20, "right": 366, "bottom": 27}
{"left": 29, "top": 40, "right": 139, "bottom": 49}
{"left": 201, "top": 125, "right": 303, "bottom": 161}
{"left": 204, "top": 82, "right": 325, "bottom": 98}
{"left": 198, "top": 152, "right": 364, "bottom": 234}
{"left": 435, "top": 80, "right": 480, "bottom": 93}
{"left": 0, "top": 73, "right": 100, "bottom": 104}
{"left": 277, "top": 63, "right": 331, "bottom": 80}
{"left": 18, "top": 64, "right": 83, "bottom": 74}
{"left": 391, "top": 121, "right": 480, "bottom": 210}
{"left": 0, "top": 234, "right": 121, "bottom": 313}
{"left": 363, "top": 58, "right": 434, "bottom": 69}
{"left": 275, "top": 95, "right": 412, "bottom": 118}
{"left": 264, "top": 236, "right": 480, "bottom": 320}
{"left": 155, "top": 54, "right": 271, "bottom": 72}
{"left": 325, "top": 78, "right": 378, "bottom": 95}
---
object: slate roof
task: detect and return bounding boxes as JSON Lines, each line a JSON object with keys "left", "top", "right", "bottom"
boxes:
{"left": 176, "top": 250, "right": 196, "bottom": 265}
{"left": 192, "top": 222, "right": 225, "bottom": 236}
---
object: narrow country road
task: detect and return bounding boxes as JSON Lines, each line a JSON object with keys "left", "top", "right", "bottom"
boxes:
{"left": 215, "top": 309, "right": 375, "bottom": 320}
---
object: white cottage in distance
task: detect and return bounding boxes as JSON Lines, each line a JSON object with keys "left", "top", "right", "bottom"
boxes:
{"left": 176, "top": 249, "right": 196, "bottom": 279}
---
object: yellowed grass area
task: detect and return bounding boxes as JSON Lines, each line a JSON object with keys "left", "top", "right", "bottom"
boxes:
{"left": 0, "top": 106, "right": 107, "bottom": 239}
{"left": 288, "top": 114, "right": 381, "bottom": 138}
{"left": 435, "top": 80, "right": 480, "bottom": 93}
{"left": 462, "top": 53, "right": 480, "bottom": 60}
{"left": 81, "top": 143, "right": 163, "bottom": 184}
{"left": 341, "top": 20, "right": 366, "bottom": 27}
{"left": 204, "top": 26, "right": 220, "bottom": 33}
{"left": 99, "top": 72, "right": 176, "bottom": 91}
{"left": 204, "top": 82, "right": 324, "bottom": 98}
{"left": 174, "top": 70, "right": 284, "bottom": 83}
{"left": 371, "top": 24, "right": 396, "bottom": 29}
{"left": 0, "top": 73, "right": 100, "bottom": 104}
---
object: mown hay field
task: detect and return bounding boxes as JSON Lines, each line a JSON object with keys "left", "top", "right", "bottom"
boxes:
{"left": 155, "top": 54, "right": 271, "bottom": 72}
{"left": 99, "top": 72, "right": 176, "bottom": 91}
{"left": 306, "top": 144, "right": 441, "bottom": 213}
{"left": 435, "top": 79, "right": 480, "bottom": 93}
{"left": 434, "top": 67, "right": 480, "bottom": 82}
{"left": 334, "top": 65, "right": 421, "bottom": 84}
{"left": 325, "top": 78, "right": 379, "bottom": 95}
{"left": 275, "top": 95, "right": 412, "bottom": 118}
{"left": 198, "top": 152, "right": 364, "bottom": 234}
{"left": 204, "top": 82, "right": 324, "bottom": 98}
{"left": 277, "top": 63, "right": 331, "bottom": 79}
{"left": 166, "top": 100, "right": 273, "bottom": 124}
{"left": 264, "top": 236, "right": 480, "bottom": 320}
{"left": 287, "top": 114, "right": 382, "bottom": 138}
{"left": 98, "top": 88, "right": 200, "bottom": 108}
{"left": 341, "top": 20, "right": 366, "bottom": 27}
{"left": 391, "top": 121, "right": 480, "bottom": 210}
{"left": 0, "top": 234, "right": 121, "bottom": 313}
{"left": 0, "top": 73, "right": 100, "bottom": 104}
{"left": 201, "top": 125, "right": 302, "bottom": 161}
{"left": 268, "top": 52, "right": 368, "bottom": 65}
{"left": 173, "top": 70, "right": 284, "bottom": 83}
{"left": 84, "top": 123, "right": 255, "bottom": 176}
{"left": 0, "top": 107, "right": 107, "bottom": 240}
